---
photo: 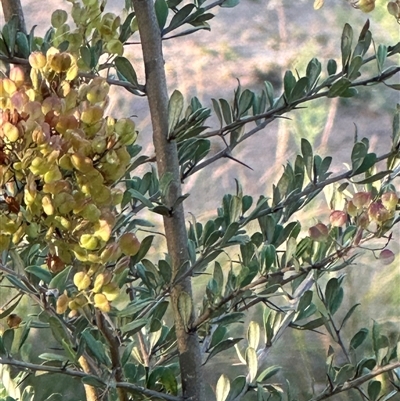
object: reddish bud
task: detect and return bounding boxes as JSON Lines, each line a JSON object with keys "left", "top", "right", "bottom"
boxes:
{"left": 329, "top": 210, "right": 347, "bottom": 227}
{"left": 7, "top": 313, "right": 22, "bottom": 328}
{"left": 357, "top": 211, "right": 370, "bottom": 229}
{"left": 368, "top": 201, "right": 390, "bottom": 223}
{"left": 381, "top": 191, "right": 398, "bottom": 211}
{"left": 347, "top": 200, "right": 358, "bottom": 216}
{"left": 352, "top": 191, "right": 371, "bottom": 209}
{"left": 308, "top": 223, "right": 329, "bottom": 241}
{"left": 379, "top": 249, "right": 395, "bottom": 265}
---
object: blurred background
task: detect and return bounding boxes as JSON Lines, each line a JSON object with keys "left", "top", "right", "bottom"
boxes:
{"left": 1, "top": 0, "right": 399, "bottom": 400}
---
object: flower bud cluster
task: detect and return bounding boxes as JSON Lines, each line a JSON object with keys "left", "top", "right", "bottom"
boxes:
{"left": 0, "top": 49, "right": 139, "bottom": 313}
{"left": 308, "top": 190, "right": 398, "bottom": 265}
{"left": 52, "top": 1, "right": 124, "bottom": 58}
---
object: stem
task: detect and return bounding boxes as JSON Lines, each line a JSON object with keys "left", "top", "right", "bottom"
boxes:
{"left": 0, "top": 357, "right": 182, "bottom": 401}
{"left": 130, "top": 1, "right": 205, "bottom": 400}
{"left": 310, "top": 361, "right": 400, "bottom": 401}
{"left": 96, "top": 312, "right": 128, "bottom": 401}
{"left": 78, "top": 356, "right": 102, "bottom": 401}
{"left": 0, "top": 262, "right": 102, "bottom": 401}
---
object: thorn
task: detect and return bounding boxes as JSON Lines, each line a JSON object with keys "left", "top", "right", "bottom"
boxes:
{"left": 225, "top": 154, "right": 254, "bottom": 170}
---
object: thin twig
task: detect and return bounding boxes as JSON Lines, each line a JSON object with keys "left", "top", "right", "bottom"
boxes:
{"left": 310, "top": 361, "right": 400, "bottom": 401}
{"left": 0, "top": 358, "right": 183, "bottom": 401}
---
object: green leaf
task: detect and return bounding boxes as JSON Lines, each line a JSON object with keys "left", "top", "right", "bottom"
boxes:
{"left": 90, "top": 39, "right": 102, "bottom": 68}
{"left": 247, "top": 321, "right": 260, "bottom": 350}
{"left": 347, "top": 55, "right": 363, "bottom": 80}
{"left": 341, "top": 23, "right": 353, "bottom": 70}
{"left": 119, "top": 12, "right": 136, "bottom": 42}
{"left": 5, "top": 275, "right": 34, "bottom": 294}
{"left": 353, "top": 152, "right": 376, "bottom": 174}
{"left": 120, "top": 319, "right": 148, "bottom": 335}
{"left": 220, "top": 0, "right": 240, "bottom": 7}
{"left": 205, "top": 338, "right": 242, "bottom": 364}
{"left": 168, "top": 90, "right": 184, "bottom": 135}
{"left": 43, "top": 394, "right": 63, "bottom": 401}
{"left": 327, "top": 59, "right": 337, "bottom": 75}
{"left": 25, "top": 265, "right": 52, "bottom": 284}
{"left": 350, "top": 328, "right": 369, "bottom": 349}
{"left": 306, "top": 58, "right": 322, "bottom": 89}
{"left": 2, "top": 16, "right": 18, "bottom": 57}
{"left": 155, "top": 0, "right": 169, "bottom": 30}
{"left": 82, "top": 329, "right": 109, "bottom": 365}
{"left": 301, "top": 138, "right": 313, "bottom": 182}
{"left": 295, "top": 290, "right": 316, "bottom": 321}
{"left": 283, "top": 70, "right": 296, "bottom": 101}
{"left": 219, "top": 98, "right": 233, "bottom": 125}
{"left": 21, "top": 386, "right": 35, "bottom": 401}
{"left": 368, "top": 380, "right": 381, "bottom": 401}
{"left": 292, "top": 316, "right": 326, "bottom": 330}
{"left": 339, "top": 87, "right": 358, "bottom": 98}
{"left": 178, "top": 291, "right": 192, "bottom": 330}
{"left": 81, "top": 376, "right": 105, "bottom": 388}
{"left": 158, "top": 367, "right": 178, "bottom": 395}
{"left": 328, "top": 78, "right": 351, "bottom": 97}
{"left": 39, "top": 352, "right": 68, "bottom": 362}
{"left": 18, "top": 319, "right": 31, "bottom": 350}
{"left": 376, "top": 44, "right": 387, "bottom": 72}
{"left": 226, "top": 376, "right": 246, "bottom": 401}
{"left": 79, "top": 46, "right": 91, "bottom": 68}
{"left": 238, "top": 89, "right": 254, "bottom": 116}
{"left": 2, "top": 329, "right": 14, "bottom": 353}
{"left": 340, "top": 303, "right": 360, "bottom": 330}
{"left": 210, "top": 325, "right": 227, "bottom": 349}
{"left": 325, "top": 277, "right": 344, "bottom": 315}
{"left": 159, "top": 171, "right": 174, "bottom": 198}
{"left": 121, "top": 341, "right": 135, "bottom": 366}
{"left": 115, "top": 56, "right": 139, "bottom": 87}
{"left": 48, "top": 266, "right": 72, "bottom": 292}
{"left": 128, "top": 189, "right": 154, "bottom": 208}
{"left": 15, "top": 32, "right": 30, "bottom": 58}
{"left": 221, "top": 222, "right": 240, "bottom": 246}
{"left": 246, "top": 346, "right": 258, "bottom": 383}
{"left": 158, "top": 260, "right": 172, "bottom": 284}
{"left": 392, "top": 104, "right": 400, "bottom": 150}
{"left": 335, "top": 364, "right": 354, "bottom": 386}
{"left": 0, "top": 295, "right": 22, "bottom": 319}
{"left": 165, "top": 4, "right": 195, "bottom": 33}
{"left": 355, "top": 357, "right": 376, "bottom": 376}
{"left": 352, "top": 170, "right": 391, "bottom": 184}
{"left": 212, "top": 98, "right": 223, "bottom": 128}
{"left": 48, "top": 317, "right": 71, "bottom": 347}
{"left": 290, "top": 77, "right": 309, "bottom": 101}
{"left": 216, "top": 374, "right": 230, "bottom": 401}
{"left": 351, "top": 141, "right": 368, "bottom": 173}
{"left": 256, "top": 365, "right": 281, "bottom": 382}
{"left": 213, "top": 262, "right": 224, "bottom": 291}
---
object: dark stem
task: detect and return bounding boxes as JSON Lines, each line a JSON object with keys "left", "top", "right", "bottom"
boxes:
{"left": 130, "top": 0, "right": 205, "bottom": 400}
{"left": 96, "top": 312, "right": 128, "bottom": 401}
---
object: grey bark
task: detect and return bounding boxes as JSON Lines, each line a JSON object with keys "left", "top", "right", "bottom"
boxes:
{"left": 130, "top": 1, "right": 205, "bottom": 400}
{"left": 0, "top": 0, "right": 26, "bottom": 33}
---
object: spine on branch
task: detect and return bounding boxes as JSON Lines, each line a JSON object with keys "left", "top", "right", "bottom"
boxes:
{"left": 131, "top": 0, "right": 205, "bottom": 400}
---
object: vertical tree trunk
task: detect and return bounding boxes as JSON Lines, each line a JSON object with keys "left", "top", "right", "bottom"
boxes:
{"left": 131, "top": 1, "right": 205, "bottom": 400}
{"left": 0, "top": 0, "right": 26, "bottom": 33}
